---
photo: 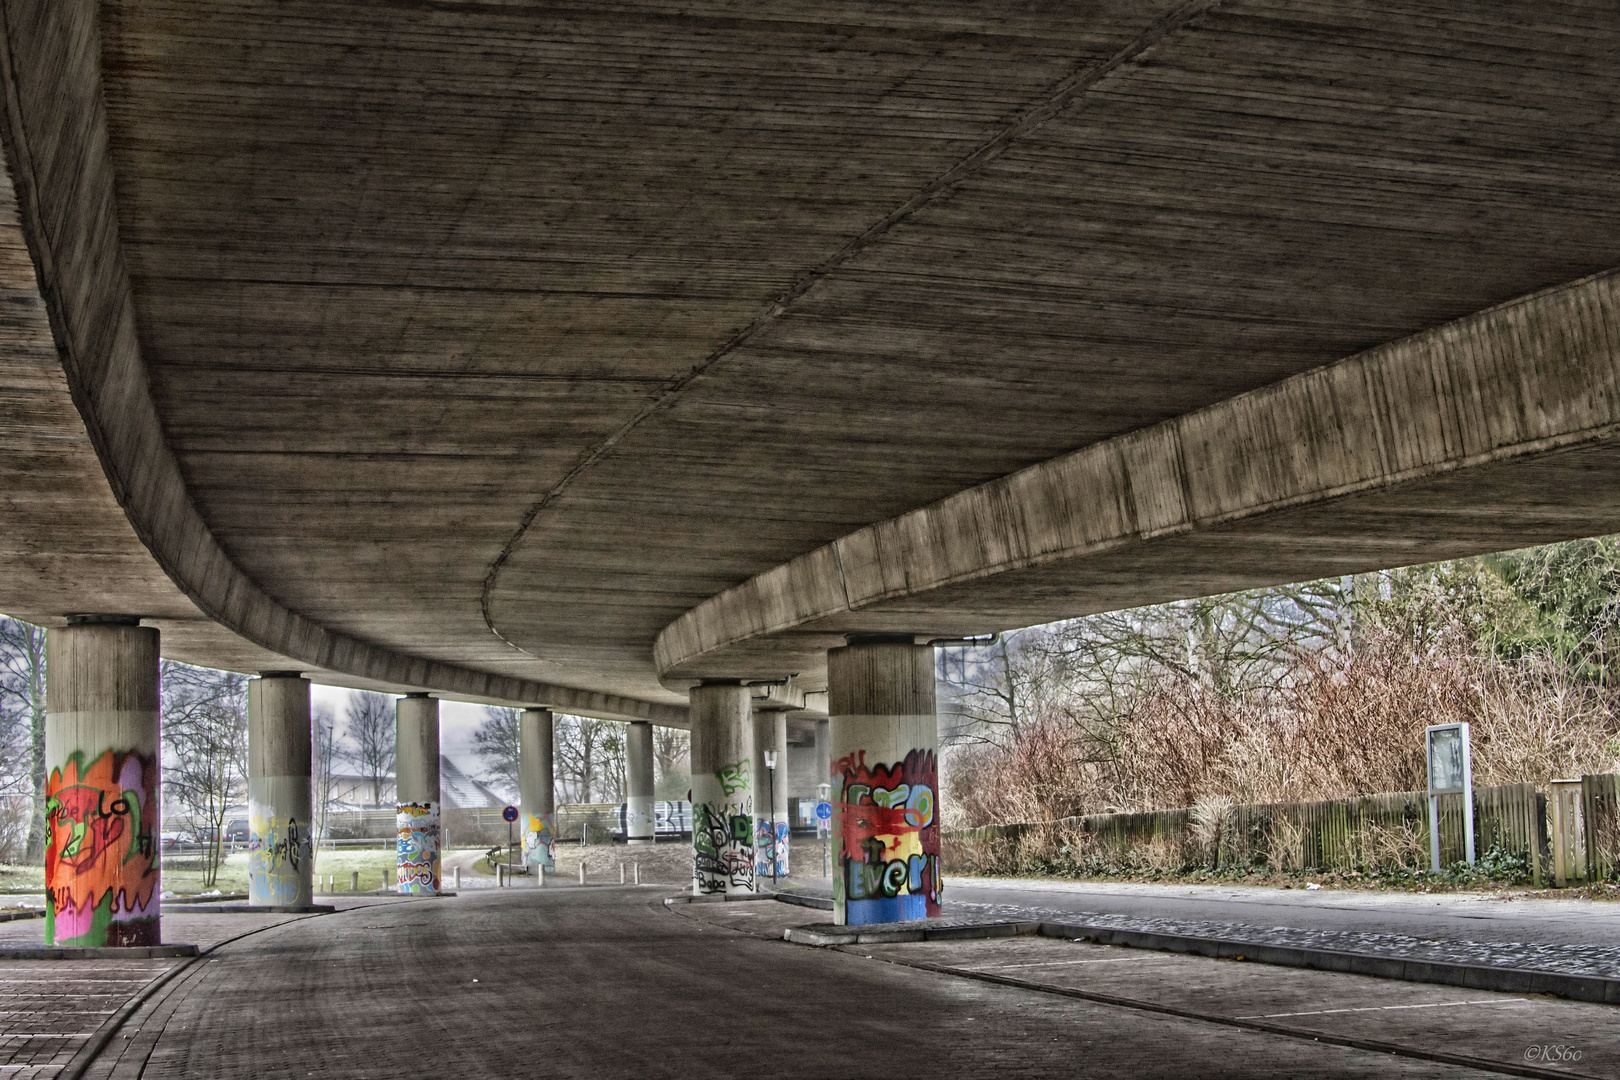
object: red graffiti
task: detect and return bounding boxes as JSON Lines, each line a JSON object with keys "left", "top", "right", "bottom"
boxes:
{"left": 833, "top": 749, "right": 938, "bottom": 854}
{"left": 50, "top": 785, "right": 128, "bottom": 871}
{"left": 832, "top": 748, "right": 941, "bottom": 920}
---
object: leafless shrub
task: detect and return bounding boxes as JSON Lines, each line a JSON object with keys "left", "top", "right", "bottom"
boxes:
{"left": 1189, "top": 798, "right": 1232, "bottom": 866}
{"left": 1363, "top": 819, "right": 1427, "bottom": 872}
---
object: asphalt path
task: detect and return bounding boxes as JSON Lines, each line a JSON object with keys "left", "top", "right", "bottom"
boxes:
{"left": 784, "top": 876, "right": 1620, "bottom": 950}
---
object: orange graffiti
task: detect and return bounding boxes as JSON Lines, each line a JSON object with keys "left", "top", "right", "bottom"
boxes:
{"left": 45, "top": 749, "right": 159, "bottom": 947}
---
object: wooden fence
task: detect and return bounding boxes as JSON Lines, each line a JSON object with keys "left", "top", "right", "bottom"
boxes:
{"left": 946, "top": 777, "right": 1604, "bottom": 884}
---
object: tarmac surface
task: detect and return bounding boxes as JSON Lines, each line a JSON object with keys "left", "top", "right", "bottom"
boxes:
{"left": 778, "top": 877, "right": 1620, "bottom": 977}
{"left": 0, "top": 885, "right": 1613, "bottom": 1078}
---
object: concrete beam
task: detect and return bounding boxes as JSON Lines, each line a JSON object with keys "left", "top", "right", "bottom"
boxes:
{"left": 0, "top": 0, "right": 682, "bottom": 727}
{"left": 657, "top": 269, "right": 1620, "bottom": 682}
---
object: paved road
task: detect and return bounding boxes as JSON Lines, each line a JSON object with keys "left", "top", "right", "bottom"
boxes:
{"left": 78, "top": 887, "right": 1537, "bottom": 1079}
{"left": 931, "top": 878, "right": 1620, "bottom": 949}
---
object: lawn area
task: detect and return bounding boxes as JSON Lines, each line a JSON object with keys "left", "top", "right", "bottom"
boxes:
{"left": 0, "top": 864, "right": 44, "bottom": 894}
{"left": 158, "top": 846, "right": 505, "bottom": 895}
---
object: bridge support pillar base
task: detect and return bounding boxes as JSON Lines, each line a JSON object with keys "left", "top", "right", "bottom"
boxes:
{"left": 248, "top": 674, "right": 313, "bottom": 907}
{"left": 828, "top": 637, "right": 941, "bottom": 927}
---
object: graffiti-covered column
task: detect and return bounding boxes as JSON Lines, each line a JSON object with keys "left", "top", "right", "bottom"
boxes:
{"left": 247, "top": 674, "right": 314, "bottom": 908}
{"left": 688, "top": 681, "right": 756, "bottom": 895}
{"left": 45, "top": 617, "right": 161, "bottom": 947}
{"left": 828, "top": 636, "right": 939, "bottom": 926}
{"left": 626, "top": 721, "right": 655, "bottom": 845}
{"left": 519, "top": 708, "right": 555, "bottom": 870}
{"left": 751, "top": 709, "right": 789, "bottom": 879}
{"left": 395, "top": 693, "right": 441, "bottom": 894}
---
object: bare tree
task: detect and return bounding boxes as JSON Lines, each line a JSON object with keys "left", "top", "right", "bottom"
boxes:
{"left": 160, "top": 662, "right": 249, "bottom": 887}
{"left": 553, "top": 715, "right": 625, "bottom": 804}
{"left": 652, "top": 726, "right": 689, "bottom": 799}
{"left": 343, "top": 691, "right": 395, "bottom": 808}
{"left": 473, "top": 706, "right": 521, "bottom": 798}
{"left": 0, "top": 618, "right": 47, "bottom": 859}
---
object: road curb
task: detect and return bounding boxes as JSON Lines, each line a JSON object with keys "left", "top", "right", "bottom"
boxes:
{"left": 162, "top": 904, "right": 337, "bottom": 914}
{"left": 664, "top": 891, "right": 781, "bottom": 906}
{"left": 771, "top": 897, "right": 1620, "bottom": 1005}
{"left": 1036, "top": 920, "right": 1620, "bottom": 1005}
{"left": 0, "top": 943, "right": 200, "bottom": 960}
{"left": 786, "top": 919, "right": 1038, "bottom": 946}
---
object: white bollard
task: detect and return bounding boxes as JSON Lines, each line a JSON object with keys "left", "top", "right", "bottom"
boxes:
{"left": 579, "top": 861, "right": 586, "bottom": 886}
{"left": 454, "top": 866, "right": 461, "bottom": 890}
{"left": 351, "top": 871, "right": 359, "bottom": 892}
{"left": 537, "top": 864, "right": 545, "bottom": 888}
{"left": 620, "top": 862, "right": 626, "bottom": 884}
{"left": 634, "top": 862, "right": 640, "bottom": 885}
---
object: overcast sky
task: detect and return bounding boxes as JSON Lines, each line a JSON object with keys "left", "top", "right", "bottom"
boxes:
{"left": 310, "top": 682, "right": 494, "bottom": 786}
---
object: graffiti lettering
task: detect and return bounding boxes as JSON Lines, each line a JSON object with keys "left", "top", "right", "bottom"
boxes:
{"left": 248, "top": 810, "right": 312, "bottom": 906}
{"left": 523, "top": 812, "right": 554, "bottom": 869}
{"left": 833, "top": 749, "right": 940, "bottom": 925}
{"left": 714, "top": 760, "right": 751, "bottom": 796}
{"left": 45, "top": 749, "right": 159, "bottom": 947}
{"left": 692, "top": 799, "right": 754, "bottom": 895}
{"left": 396, "top": 802, "right": 441, "bottom": 894}
{"left": 753, "top": 818, "right": 789, "bottom": 877}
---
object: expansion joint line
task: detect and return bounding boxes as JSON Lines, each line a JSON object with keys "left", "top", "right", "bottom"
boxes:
{"left": 476, "top": 0, "right": 1228, "bottom": 654}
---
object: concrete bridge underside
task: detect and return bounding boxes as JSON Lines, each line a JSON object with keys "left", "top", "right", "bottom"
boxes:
{"left": 0, "top": 0, "right": 1617, "bottom": 714}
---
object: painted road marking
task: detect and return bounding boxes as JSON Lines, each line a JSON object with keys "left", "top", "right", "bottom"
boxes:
{"left": 1236, "top": 998, "right": 1528, "bottom": 1020}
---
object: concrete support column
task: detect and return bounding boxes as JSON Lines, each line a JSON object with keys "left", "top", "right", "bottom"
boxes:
{"left": 519, "top": 708, "right": 555, "bottom": 869}
{"left": 247, "top": 674, "right": 313, "bottom": 908}
{"left": 688, "top": 681, "right": 756, "bottom": 895}
{"left": 625, "top": 721, "right": 655, "bottom": 845}
{"left": 44, "top": 618, "right": 161, "bottom": 947}
{"left": 395, "top": 694, "right": 441, "bottom": 894}
{"left": 828, "top": 636, "right": 940, "bottom": 926}
{"left": 815, "top": 717, "right": 831, "bottom": 794}
{"left": 751, "top": 710, "right": 789, "bottom": 879}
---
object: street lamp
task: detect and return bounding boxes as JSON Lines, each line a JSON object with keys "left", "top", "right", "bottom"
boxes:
{"left": 763, "top": 749, "right": 778, "bottom": 884}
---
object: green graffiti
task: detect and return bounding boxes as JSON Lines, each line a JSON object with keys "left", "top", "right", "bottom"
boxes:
{"left": 714, "top": 759, "right": 751, "bottom": 796}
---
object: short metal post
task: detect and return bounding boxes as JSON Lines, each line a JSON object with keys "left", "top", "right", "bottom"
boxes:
{"left": 1429, "top": 793, "right": 1441, "bottom": 873}
{"left": 579, "top": 861, "right": 586, "bottom": 886}
{"left": 454, "top": 866, "right": 461, "bottom": 890}
{"left": 619, "top": 862, "right": 626, "bottom": 884}
{"left": 350, "top": 870, "right": 359, "bottom": 892}
{"left": 633, "top": 862, "right": 640, "bottom": 885}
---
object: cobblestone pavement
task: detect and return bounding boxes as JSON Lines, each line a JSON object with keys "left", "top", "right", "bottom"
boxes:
{"left": 66, "top": 887, "right": 1524, "bottom": 1078}
{"left": 0, "top": 958, "right": 172, "bottom": 1078}
{"left": 778, "top": 877, "right": 1620, "bottom": 978}
{"left": 0, "top": 898, "right": 412, "bottom": 1077}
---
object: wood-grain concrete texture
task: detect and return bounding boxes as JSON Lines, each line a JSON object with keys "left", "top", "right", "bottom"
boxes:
{"left": 0, "top": 0, "right": 1618, "bottom": 711}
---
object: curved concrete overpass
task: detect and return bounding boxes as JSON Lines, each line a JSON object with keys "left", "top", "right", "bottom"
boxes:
{"left": 1, "top": 0, "right": 1618, "bottom": 716}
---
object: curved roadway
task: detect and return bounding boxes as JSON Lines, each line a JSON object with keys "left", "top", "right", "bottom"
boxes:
{"left": 121, "top": 888, "right": 1508, "bottom": 1079}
